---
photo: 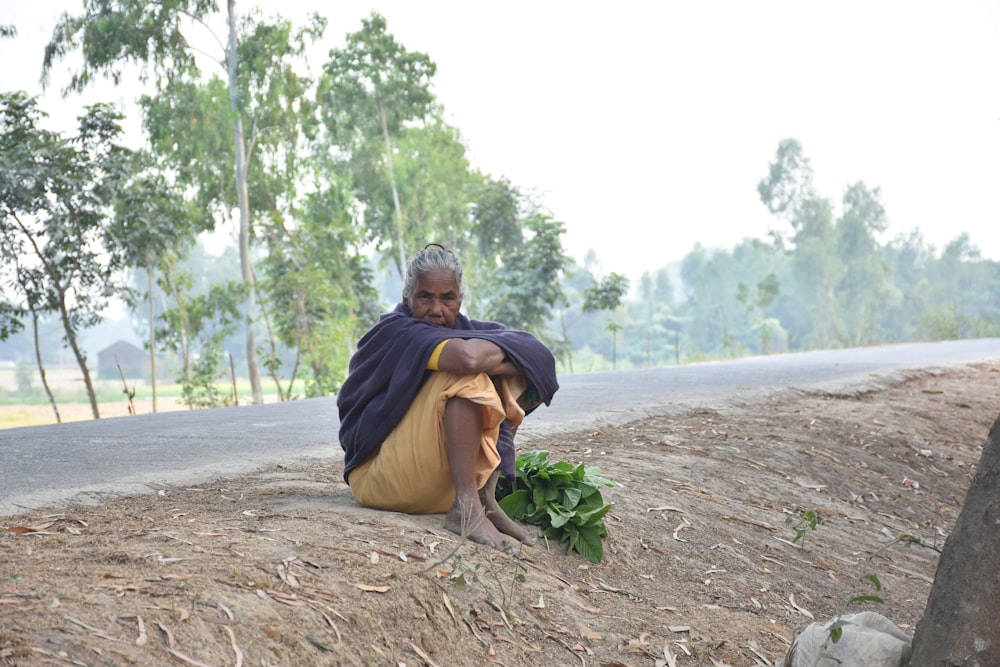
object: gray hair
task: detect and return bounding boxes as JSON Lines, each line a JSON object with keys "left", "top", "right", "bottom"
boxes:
{"left": 401, "top": 244, "right": 466, "bottom": 301}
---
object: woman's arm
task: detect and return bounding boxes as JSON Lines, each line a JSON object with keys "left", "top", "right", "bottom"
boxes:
{"left": 435, "top": 338, "right": 521, "bottom": 376}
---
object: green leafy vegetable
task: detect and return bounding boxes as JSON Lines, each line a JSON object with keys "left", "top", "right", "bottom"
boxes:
{"left": 497, "top": 450, "right": 614, "bottom": 563}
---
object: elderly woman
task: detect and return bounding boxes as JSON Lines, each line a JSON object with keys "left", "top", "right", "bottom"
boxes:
{"left": 337, "top": 244, "right": 559, "bottom": 549}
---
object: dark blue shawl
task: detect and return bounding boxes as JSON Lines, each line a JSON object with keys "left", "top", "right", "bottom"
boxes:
{"left": 337, "top": 303, "right": 559, "bottom": 481}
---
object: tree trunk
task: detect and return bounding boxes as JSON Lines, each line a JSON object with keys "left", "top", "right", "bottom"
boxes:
{"left": 378, "top": 102, "right": 407, "bottom": 276}
{"left": 148, "top": 264, "right": 157, "bottom": 413}
{"left": 227, "top": 0, "right": 263, "bottom": 404}
{"left": 559, "top": 308, "right": 574, "bottom": 373}
{"left": 30, "top": 307, "right": 60, "bottom": 424}
{"left": 60, "top": 299, "right": 100, "bottom": 419}
{"left": 907, "top": 414, "right": 1000, "bottom": 666}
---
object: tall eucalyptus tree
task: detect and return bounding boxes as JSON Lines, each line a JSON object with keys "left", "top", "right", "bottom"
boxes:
{"left": 318, "top": 11, "right": 437, "bottom": 277}
{"left": 44, "top": 0, "right": 325, "bottom": 404}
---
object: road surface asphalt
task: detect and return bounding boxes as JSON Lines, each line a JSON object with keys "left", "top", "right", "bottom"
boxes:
{"left": 1, "top": 338, "right": 997, "bottom": 515}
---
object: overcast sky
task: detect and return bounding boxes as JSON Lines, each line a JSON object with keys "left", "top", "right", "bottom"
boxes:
{"left": 5, "top": 1, "right": 1000, "bottom": 281}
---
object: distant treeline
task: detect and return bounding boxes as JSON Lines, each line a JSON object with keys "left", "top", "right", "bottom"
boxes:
{"left": 557, "top": 140, "right": 999, "bottom": 370}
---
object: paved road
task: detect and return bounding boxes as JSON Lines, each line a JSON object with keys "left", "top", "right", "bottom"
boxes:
{"left": 1, "top": 338, "right": 997, "bottom": 515}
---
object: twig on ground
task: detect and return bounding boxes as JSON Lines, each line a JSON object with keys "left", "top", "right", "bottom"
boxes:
{"left": 222, "top": 625, "right": 243, "bottom": 667}
{"left": 406, "top": 639, "right": 440, "bottom": 667}
{"left": 157, "top": 621, "right": 212, "bottom": 667}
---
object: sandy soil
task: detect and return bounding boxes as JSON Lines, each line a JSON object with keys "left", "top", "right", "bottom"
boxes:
{"left": 2, "top": 363, "right": 999, "bottom": 667}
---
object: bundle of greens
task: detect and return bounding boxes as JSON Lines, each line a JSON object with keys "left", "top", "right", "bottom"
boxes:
{"left": 497, "top": 450, "right": 614, "bottom": 563}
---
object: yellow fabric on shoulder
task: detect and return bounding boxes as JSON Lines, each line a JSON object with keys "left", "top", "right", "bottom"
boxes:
{"left": 426, "top": 338, "right": 450, "bottom": 370}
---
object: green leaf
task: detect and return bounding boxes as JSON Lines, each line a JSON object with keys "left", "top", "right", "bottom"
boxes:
{"left": 561, "top": 486, "right": 582, "bottom": 508}
{"left": 574, "top": 525, "right": 605, "bottom": 563}
{"left": 497, "top": 489, "right": 529, "bottom": 517}
{"left": 862, "top": 574, "right": 882, "bottom": 591}
{"left": 547, "top": 505, "right": 572, "bottom": 529}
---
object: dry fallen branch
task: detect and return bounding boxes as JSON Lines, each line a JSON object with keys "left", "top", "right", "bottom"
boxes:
{"left": 462, "top": 612, "right": 488, "bottom": 646}
{"left": 646, "top": 505, "right": 684, "bottom": 513}
{"left": 549, "top": 635, "right": 585, "bottom": 666}
{"left": 217, "top": 601, "right": 234, "bottom": 621}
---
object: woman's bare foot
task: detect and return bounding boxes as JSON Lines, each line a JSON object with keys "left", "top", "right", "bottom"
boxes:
{"left": 444, "top": 496, "right": 510, "bottom": 550}
{"left": 480, "top": 487, "right": 536, "bottom": 545}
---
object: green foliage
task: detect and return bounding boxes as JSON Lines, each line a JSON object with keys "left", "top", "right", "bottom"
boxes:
{"left": 182, "top": 343, "right": 236, "bottom": 409}
{"left": 579, "top": 272, "right": 631, "bottom": 368}
{"left": 471, "top": 177, "right": 523, "bottom": 259}
{"left": 819, "top": 574, "right": 884, "bottom": 660}
{"left": 757, "top": 138, "right": 816, "bottom": 227}
{"left": 256, "top": 177, "right": 377, "bottom": 399}
{"left": 158, "top": 279, "right": 245, "bottom": 408}
{"left": 483, "top": 213, "right": 571, "bottom": 337}
{"left": 317, "top": 11, "right": 438, "bottom": 275}
{"left": 583, "top": 273, "right": 630, "bottom": 313}
{"left": 0, "top": 93, "right": 133, "bottom": 418}
{"left": 42, "top": 0, "right": 217, "bottom": 93}
{"left": 497, "top": 451, "right": 614, "bottom": 563}
{"left": 787, "top": 508, "right": 824, "bottom": 546}
{"left": 14, "top": 359, "right": 34, "bottom": 396}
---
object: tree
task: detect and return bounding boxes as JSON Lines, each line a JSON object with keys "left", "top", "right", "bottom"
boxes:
{"left": 364, "top": 118, "right": 481, "bottom": 276}
{"left": 44, "top": 0, "right": 324, "bottom": 405}
{"left": 482, "top": 213, "right": 570, "bottom": 337}
{"left": 0, "top": 94, "right": 129, "bottom": 418}
{"left": 758, "top": 140, "right": 844, "bottom": 349}
{"left": 583, "top": 272, "right": 630, "bottom": 369}
{"left": 835, "top": 182, "right": 897, "bottom": 346}
{"left": 757, "top": 138, "right": 816, "bottom": 229}
{"left": 471, "top": 176, "right": 523, "bottom": 261}
{"left": 737, "top": 271, "right": 782, "bottom": 353}
{"left": 631, "top": 267, "right": 679, "bottom": 366}
{"left": 110, "top": 153, "right": 201, "bottom": 411}
{"left": 907, "top": 414, "right": 1000, "bottom": 665}
{"left": 0, "top": 249, "right": 60, "bottom": 421}
{"left": 318, "top": 11, "right": 437, "bottom": 277}
{"left": 679, "top": 244, "right": 748, "bottom": 356}
{"left": 167, "top": 280, "right": 245, "bottom": 408}
{"left": 257, "top": 179, "right": 378, "bottom": 398}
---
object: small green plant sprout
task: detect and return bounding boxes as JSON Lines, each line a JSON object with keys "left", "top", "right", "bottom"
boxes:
{"left": 847, "top": 574, "right": 884, "bottom": 608}
{"left": 447, "top": 552, "right": 480, "bottom": 590}
{"left": 786, "top": 508, "right": 824, "bottom": 545}
{"left": 815, "top": 574, "right": 885, "bottom": 663}
{"left": 496, "top": 450, "right": 614, "bottom": 563}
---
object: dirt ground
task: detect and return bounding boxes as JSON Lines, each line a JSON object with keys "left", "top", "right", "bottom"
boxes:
{"left": 2, "top": 363, "right": 999, "bottom": 667}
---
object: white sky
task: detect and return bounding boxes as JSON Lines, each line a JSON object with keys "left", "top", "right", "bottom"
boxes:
{"left": 4, "top": 1, "right": 1000, "bottom": 282}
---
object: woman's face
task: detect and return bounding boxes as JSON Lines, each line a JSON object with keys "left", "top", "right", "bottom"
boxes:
{"left": 405, "top": 267, "right": 462, "bottom": 328}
